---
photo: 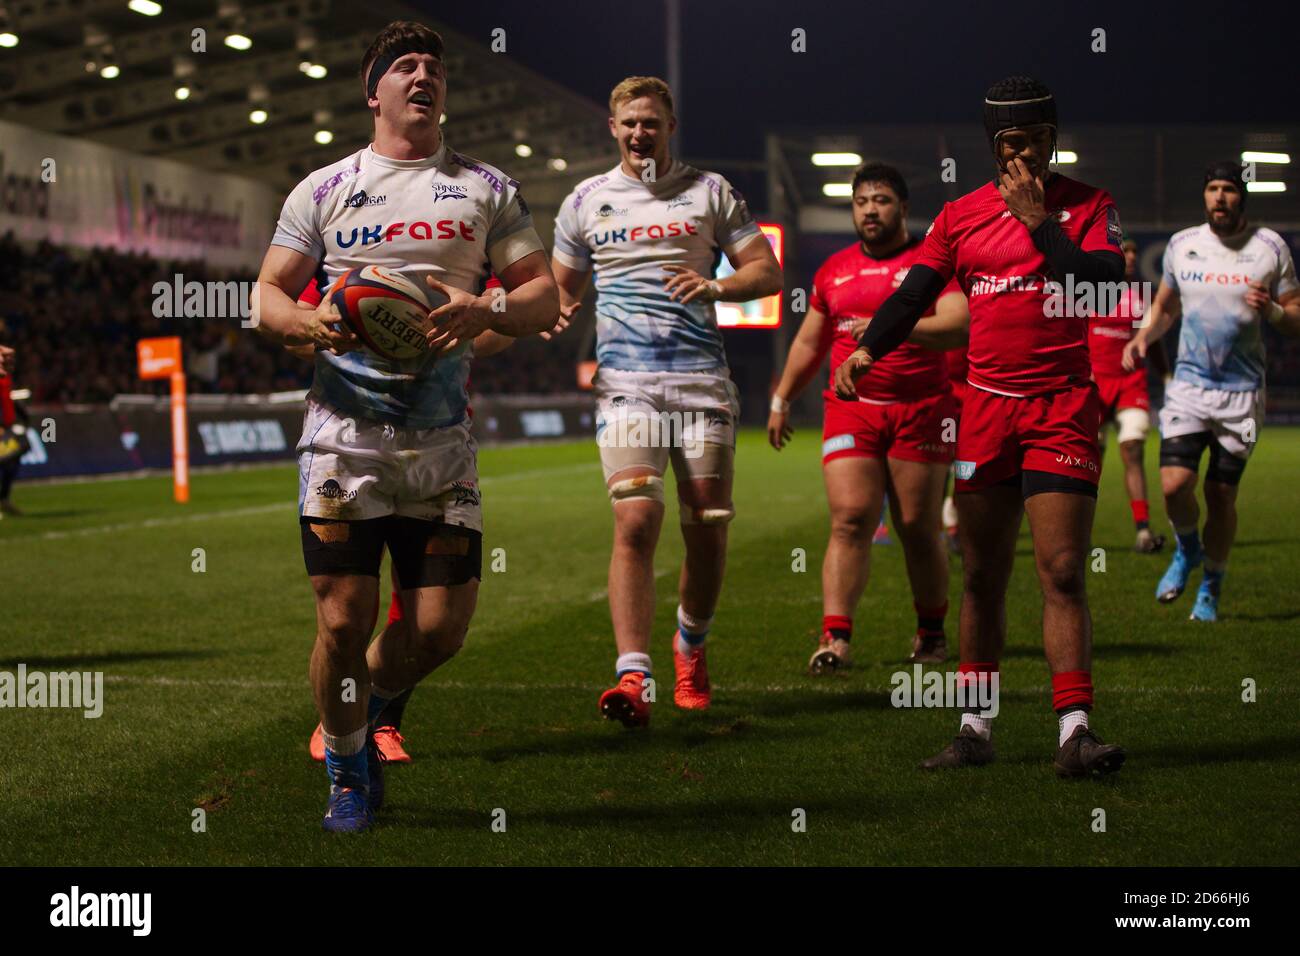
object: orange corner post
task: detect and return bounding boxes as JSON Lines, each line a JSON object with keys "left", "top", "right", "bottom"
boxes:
{"left": 137, "top": 337, "right": 188, "bottom": 503}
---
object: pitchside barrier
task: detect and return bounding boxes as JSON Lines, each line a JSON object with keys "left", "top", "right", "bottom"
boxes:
{"left": 15, "top": 387, "right": 1300, "bottom": 481}
{"left": 17, "top": 392, "right": 599, "bottom": 481}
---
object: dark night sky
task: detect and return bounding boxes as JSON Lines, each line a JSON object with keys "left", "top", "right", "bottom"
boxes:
{"left": 413, "top": 0, "right": 1295, "bottom": 160}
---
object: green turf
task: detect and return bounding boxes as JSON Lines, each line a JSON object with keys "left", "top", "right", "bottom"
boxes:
{"left": 1, "top": 429, "right": 1297, "bottom": 866}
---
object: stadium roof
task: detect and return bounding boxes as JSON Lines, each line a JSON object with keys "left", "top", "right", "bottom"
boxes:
{"left": 773, "top": 125, "right": 1300, "bottom": 232}
{"left": 0, "top": 0, "right": 612, "bottom": 213}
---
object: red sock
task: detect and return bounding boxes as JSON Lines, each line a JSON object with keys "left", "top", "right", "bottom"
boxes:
{"left": 1052, "top": 670, "right": 1093, "bottom": 712}
{"left": 823, "top": 614, "right": 852, "bottom": 641}
{"left": 1130, "top": 499, "right": 1149, "bottom": 528}
{"left": 915, "top": 601, "right": 948, "bottom": 636}
{"left": 956, "top": 660, "right": 998, "bottom": 692}
{"left": 387, "top": 588, "right": 404, "bottom": 626}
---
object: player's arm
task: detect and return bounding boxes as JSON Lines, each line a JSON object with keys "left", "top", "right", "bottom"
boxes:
{"left": 1123, "top": 280, "right": 1180, "bottom": 372}
{"left": 768, "top": 306, "right": 831, "bottom": 449}
{"left": 1001, "top": 159, "right": 1125, "bottom": 285}
{"left": 283, "top": 300, "right": 320, "bottom": 361}
{"left": 254, "top": 246, "right": 359, "bottom": 353}
{"left": 833, "top": 265, "right": 948, "bottom": 398}
{"left": 906, "top": 290, "right": 970, "bottom": 350}
{"left": 664, "top": 235, "right": 782, "bottom": 305}
{"left": 1248, "top": 285, "right": 1300, "bottom": 337}
{"left": 426, "top": 250, "right": 560, "bottom": 354}
{"left": 0, "top": 345, "right": 12, "bottom": 376}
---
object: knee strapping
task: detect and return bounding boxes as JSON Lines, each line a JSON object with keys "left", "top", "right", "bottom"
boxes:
{"left": 1116, "top": 407, "right": 1150, "bottom": 444}
{"left": 1159, "top": 432, "right": 1210, "bottom": 471}
{"left": 1206, "top": 442, "right": 1247, "bottom": 485}
{"left": 681, "top": 505, "right": 734, "bottom": 525}
{"left": 608, "top": 473, "right": 665, "bottom": 504}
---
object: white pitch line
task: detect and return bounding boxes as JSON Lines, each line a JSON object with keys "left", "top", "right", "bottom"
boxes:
{"left": 35, "top": 502, "right": 292, "bottom": 541}
{"left": 17, "top": 461, "right": 601, "bottom": 543}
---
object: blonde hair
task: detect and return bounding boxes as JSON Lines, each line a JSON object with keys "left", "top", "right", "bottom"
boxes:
{"left": 609, "top": 76, "right": 674, "bottom": 118}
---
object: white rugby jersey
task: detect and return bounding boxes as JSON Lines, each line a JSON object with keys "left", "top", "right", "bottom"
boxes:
{"left": 272, "top": 142, "right": 543, "bottom": 428}
{"left": 1161, "top": 223, "right": 1298, "bottom": 391}
{"left": 552, "top": 161, "right": 762, "bottom": 372}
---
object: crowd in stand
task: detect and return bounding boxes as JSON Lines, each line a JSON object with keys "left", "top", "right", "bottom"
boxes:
{"left": 2, "top": 231, "right": 1300, "bottom": 405}
{"left": 0, "top": 232, "right": 579, "bottom": 404}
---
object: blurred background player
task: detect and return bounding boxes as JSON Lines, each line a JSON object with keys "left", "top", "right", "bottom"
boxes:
{"left": 551, "top": 76, "right": 782, "bottom": 726}
{"left": 1090, "top": 236, "right": 1168, "bottom": 553}
{"left": 836, "top": 76, "right": 1128, "bottom": 778}
{"left": 941, "top": 344, "right": 970, "bottom": 552}
{"left": 767, "top": 163, "right": 967, "bottom": 671}
{"left": 0, "top": 324, "right": 27, "bottom": 518}
{"left": 254, "top": 21, "right": 559, "bottom": 831}
{"left": 1124, "top": 162, "right": 1300, "bottom": 621}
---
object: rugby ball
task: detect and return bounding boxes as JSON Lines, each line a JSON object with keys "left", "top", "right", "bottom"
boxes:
{"left": 327, "top": 266, "right": 447, "bottom": 361}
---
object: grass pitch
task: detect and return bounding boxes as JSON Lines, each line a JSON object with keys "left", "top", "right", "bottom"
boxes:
{"left": 1, "top": 429, "right": 1297, "bottom": 866}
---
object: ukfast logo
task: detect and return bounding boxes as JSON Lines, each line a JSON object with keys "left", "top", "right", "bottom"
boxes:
{"left": 337, "top": 220, "right": 476, "bottom": 248}
{"left": 593, "top": 221, "right": 697, "bottom": 246}
{"left": 1177, "top": 271, "right": 1252, "bottom": 285}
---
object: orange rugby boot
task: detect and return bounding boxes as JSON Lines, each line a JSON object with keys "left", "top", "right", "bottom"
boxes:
{"left": 599, "top": 671, "right": 652, "bottom": 728}
{"left": 672, "top": 635, "right": 711, "bottom": 710}
{"left": 310, "top": 722, "right": 326, "bottom": 761}
{"left": 373, "top": 725, "right": 411, "bottom": 763}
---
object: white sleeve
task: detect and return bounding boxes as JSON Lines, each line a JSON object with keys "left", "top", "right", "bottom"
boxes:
{"left": 713, "top": 175, "right": 761, "bottom": 251}
{"left": 270, "top": 176, "right": 324, "bottom": 262}
{"left": 1273, "top": 239, "right": 1299, "bottom": 298}
{"left": 1160, "top": 239, "right": 1179, "bottom": 292}
{"left": 551, "top": 190, "right": 592, "bottom": 272}
{"left": 486, "top": 177, "right": 545, "bottom": 274}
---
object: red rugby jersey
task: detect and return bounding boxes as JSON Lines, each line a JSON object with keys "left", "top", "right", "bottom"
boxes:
{"left": 811, "top": 239, "right": 956, "bottom": 402}
{"left": 913, "top": 175, "right": 1123, "bottom": 397}
{"left": 946, "top": 345, "right": 968, "bottom": 386}
{"left": 1088, "top": 283, "right": 1145, "bottom": 376}
{"left": 0, "top": 375, "right": 14, "bottom": 428}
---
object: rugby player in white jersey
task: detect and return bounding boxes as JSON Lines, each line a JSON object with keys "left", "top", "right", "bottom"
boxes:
{"left": 1124, "top": 162, "right": 1300, "bottom": 621}
{"left": 551, "top": 76, "right": 782, "bottom": 726}
{"left": 253, "top": 21, "right": 559, "bottom": 831}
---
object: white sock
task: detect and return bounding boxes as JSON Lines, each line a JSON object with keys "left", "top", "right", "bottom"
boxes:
{"left": 322, "top": 725, "right": 368, "bottom": 756}
{"left": 615, "top": 652, "right": 652, "bottom": 677}
{"left": 942, "top": 496, "right": 958, "bottom": 529}
{"left": 1058, "top": 708, "right": 1089, "bottom": 746}
{"left": 959, "top": 712, "right": 992, "bottom": 741}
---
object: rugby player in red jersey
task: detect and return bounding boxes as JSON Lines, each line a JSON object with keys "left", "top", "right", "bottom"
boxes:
{"left": 768, "top": 164, "right": 967, "bottom": 671}
{"left": 941, "top": 345, "right": 969, "bottom": 551}
{"left": 1089, "top": 237, "right": 1167, "bottom": 553}
{"left": 835, "top": 77, "right": 1127, "bottom": 777}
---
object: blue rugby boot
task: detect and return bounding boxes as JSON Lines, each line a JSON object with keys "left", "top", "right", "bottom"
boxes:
{"left": 322, "top": 786, "right": 374, "bottom": 833}
{"left": 1156, "top": 541, "right": 1201, "bottom": 603}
